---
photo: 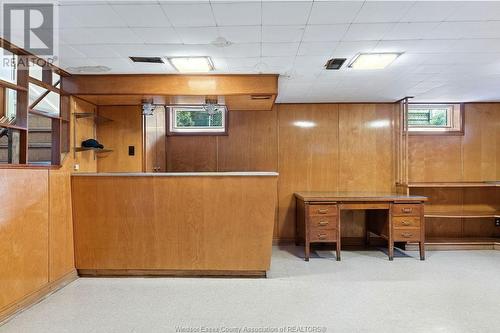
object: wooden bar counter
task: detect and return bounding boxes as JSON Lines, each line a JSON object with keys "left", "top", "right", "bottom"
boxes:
{"left": 71, "top": 172, "right": 278, "bottom": 277}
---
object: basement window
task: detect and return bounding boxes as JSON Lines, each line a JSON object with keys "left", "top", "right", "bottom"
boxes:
{"left": 408, "top": 103, "right": 463, "bottom": 135}
{"left": 167, "top": 105, "right": 228, "bottom": 136}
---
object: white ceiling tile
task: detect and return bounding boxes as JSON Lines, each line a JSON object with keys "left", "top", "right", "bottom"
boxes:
{"left": 61, "top": 28, "right": 143, "bottom": 44}
{"left": 132, "top": 27, "right": 181, "bottom": 44}
{"left": 218, "top": 26, "right": 261, "bottom": 43}
{"left": 445, "top": 2, "right": 500, "bottom": 22}
{"left": 342, "top": 23, "right": 395, "bottom": 41}
{"left": 224, "top": 57, "right": 260, "bottom": 72}
{"left": 176, "top": 27, "right": 219, "bottom": 44}
{"left": 111, "top": 4, "right": 170, "bottom": 27}
{"left": 59, "top": 45, "right": 86, "bottom": 59}
{"left": 262, "top": 43, "right": 299, "bottom": 57}
{"left": 428, "top": 21, "right": 500, "bottom": 40}
{"left": 297, "top": 42, "right": 337, "bottom": 56}
{"left": 211, "top": 2, "right": 261, "bottom": 26}
{"left": 400, "top": 1, "right": 459, "bottom": 22}
{"left": 447, "top": 39, "right": 500, "bottom": 53}
{"left": 262, "top": 2, "right": 312, "bottom": 25}
{"left": 71, "top": 44, "right": 122, "bottom": 58}
{"left": 259, "top": 56, "right": 295, "bottom": 73}
{"left": 59, "top": 4, "right": 127, "bottom": 28}
{"left": 302, "top": 24, "right": 349, "bottom": 42}
{"left": 87, "top": 57, "right": 135, "bottom": 72}
{"left": 308, "top": 1, "right": 363, "bottom": 25}
{"left": 332, "top": 41, "right": 378, "bottom": 58}
{"left": 382, "top": 22, "right": 439, "bottom": 41}
{"left": 262, "top": 26, "right": 304, "bottom": 43}
{"left": 222, "top": 43, "right": 261, "bottom": 58}
{"left": 354, "top": 2, "right": 414, "bottom": 24}
{"left": 161, "top": 2, "right": 215, "bottom": 27}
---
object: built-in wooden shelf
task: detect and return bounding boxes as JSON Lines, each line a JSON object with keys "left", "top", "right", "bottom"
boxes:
{"left": 74, "top": 147, "right": 113, "bottom": 153}
{"left": 406, "top": 237, "right": 500, "bottom": 251}
{"left": 0, "top": 122, "right": 27, "bottom": 131}
{"left": 0, "top": 78, "right": 28, "bottom": 92}
{"left": 29, "top": 108, "right": 62, "bottom": 120}
{"left": 425, "top": 210, "right": 500, "bottom": 218}
{"left": 408, "top": 182, "right": 500, "bottom": 188}
{"left": 73, "top": 112, "right": 112, "bottom": 123}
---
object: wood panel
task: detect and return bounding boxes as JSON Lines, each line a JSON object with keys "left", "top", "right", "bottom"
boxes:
{"left": 97, "top": 106, "right": 143, "bottom": 172}
{"left": 72, "top": 175, "right": 277, "bottom": 272}
{"left": 408, "top": 135, "right": 462, "bottom": 182}
{"left": 218, "top": 109, "right": 278, "bottom": 171}
{"left": 166, "top": 136, "right": 217, "bottom": 172}
{"left": 338, "top": 104, "right": 396, "bottom": 193}
{"left": 277, "top": 104, "right": 340, "bottom": 240}
{"left": 63, "top": 74, "right": 278, "bottom": 96}
{"left": 49, "top": 167, "right": 75, "bottom": 282}
{"left": 145, "top": 107, "right": 166, "bottom": 172}
{"left": 463, "top": 103, "right": 500, "bottom": 181}
{"left": 0, "top": 169, "right": 49, "bottom": 311}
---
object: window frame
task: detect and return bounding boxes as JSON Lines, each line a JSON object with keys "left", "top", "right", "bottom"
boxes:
{"left": 166, "top": 105, "right": 229, "bottom": 136}
{"left": 408, "top": 103, "right": 464, "bottom": 136}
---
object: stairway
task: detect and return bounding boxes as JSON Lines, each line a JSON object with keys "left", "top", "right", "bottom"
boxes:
{"left": 0, "top": 114, "right": 52, "bottom": 164}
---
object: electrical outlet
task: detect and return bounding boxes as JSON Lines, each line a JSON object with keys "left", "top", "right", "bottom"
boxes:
{"left": 74, "top": 163, "right": 80, "bottom": 171}
{"left": 495, "top": 218, "right": 500, "bottom": 227}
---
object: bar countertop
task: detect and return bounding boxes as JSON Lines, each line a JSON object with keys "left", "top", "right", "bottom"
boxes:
{"left": 72, "top": 172, "right": 279, "bottom": 177}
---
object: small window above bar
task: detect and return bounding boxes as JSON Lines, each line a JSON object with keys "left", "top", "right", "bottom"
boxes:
{"left": 408, "top": 103, "right": 463, "bottom": 135}
{"left": 167, "top": 105, "right": 228, "bottom": 136}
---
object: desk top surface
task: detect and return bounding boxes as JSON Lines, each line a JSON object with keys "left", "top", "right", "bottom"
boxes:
{"left": 294, "top": 192, "right": 428, "bottom": 202}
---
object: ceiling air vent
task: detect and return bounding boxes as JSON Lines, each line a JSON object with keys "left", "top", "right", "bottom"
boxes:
{"left": 325, "top": 58, "right": 346, "bottom": 70}
{"left": 129, "top": 56, "right": 164, "bottom": 64}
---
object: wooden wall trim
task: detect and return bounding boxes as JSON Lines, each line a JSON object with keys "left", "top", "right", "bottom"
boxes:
{"left": 0, "top": 270, "right": 77, "bottom": 324}
{"left": 62, "top": 74, "right": 278, "bottom": 96}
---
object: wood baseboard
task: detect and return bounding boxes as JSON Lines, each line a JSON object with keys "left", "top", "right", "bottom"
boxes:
{"left": 406, "top": 239, "right": 500, "bottom": 251}
{"left": 0, "top": 269, "right": 77, "bottom": 325}
{"left": 494, "top": 242, "right": 500, "bottom": 250}
{"left": 77, "top": 269, "right": 266, "bottom": 278}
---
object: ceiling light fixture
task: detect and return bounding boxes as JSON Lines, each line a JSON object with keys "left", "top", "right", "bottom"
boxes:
{"left": 167, "top": 56, "right": 214, "bottom": 73}
{"left": 348, "top": 53, "right": 402, "bottom": 70}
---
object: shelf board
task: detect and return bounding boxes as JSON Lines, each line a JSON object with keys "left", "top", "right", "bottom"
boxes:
{"left": 425, "top": 210, "right": 500, "bottom": 218}
{"left": 74, "top": 147, "right": 113, "bottom": 153}
{"left": 73, "top": 112, "right": 112, "bottom": 123}
{"left": 0, "top": 122, "right": 27, "bottom": 131}
{"left": 29, "top": 109, "right": 62, "bottom": 120}
{"left": 408, "top": 182, "right": 500, "bottom": 188}
{"left": 0, "top": 79, "right": 27, "bottom": 92}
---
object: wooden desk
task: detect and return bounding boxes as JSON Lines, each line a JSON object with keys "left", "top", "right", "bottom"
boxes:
{"left": 295, "top": 192, "right": 428, "bottom": 261}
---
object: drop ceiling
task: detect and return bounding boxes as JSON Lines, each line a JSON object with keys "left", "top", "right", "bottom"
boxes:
{"left": 31, "top": 1, "right": 500, "bottom": 102}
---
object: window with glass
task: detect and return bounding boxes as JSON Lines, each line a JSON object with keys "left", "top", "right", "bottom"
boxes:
{"left": 0, "top": 51, "right": 17, "bottom": 84}
{"left": 408, "top": 103, "right": 463, "bottom": 134}
{"left": 167, "top": 105, "right": 228, "bottom": 135}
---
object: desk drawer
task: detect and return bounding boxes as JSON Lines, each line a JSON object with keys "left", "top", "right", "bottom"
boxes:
{"left": 308, "top": 216, "right": 337, "bottom": 230}
{"left": 393, "top": 216, "right": 421, "bottom": 228}
{"left": 308, "top": 205, "right": 337, "bottom": 217}
{"left": 393, "top": 228, "right": 421, "bottom": 242}
{"left": 392, "top": 204, "right": 421, "bottom": 217}
{"left": 309, "top": 229, "right": 337, "bottom": 242}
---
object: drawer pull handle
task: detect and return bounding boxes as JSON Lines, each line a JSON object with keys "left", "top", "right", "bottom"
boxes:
{"left": 317, "top": 209, "right": 329, "bottom": 214}
{"left": 402, "top": 208, "right": 413, "bottom": 213}
{"left": 318, "top": 221, "right": 329, "bottom": 226}
{"left": 401, "top": 232, "right": 413, "bottom": 238}
{"left": 401, "top": 221, "right": 411, "bottom": 226}
{"left": 318, "top": 234, "right": 327, "bottom": 240}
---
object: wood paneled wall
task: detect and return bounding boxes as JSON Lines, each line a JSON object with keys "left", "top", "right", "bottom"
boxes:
{"left": 0, "top": 165, "right": 75, "bottom": 314}
{"left": 277, "top": 104, "right": 397, "bottom": 241}
{"left": 409, "top": 103, "right": 500, "bottom": 240}
{"left": 164, "top": 108, "right": 278, "bottom": 172}
{"left": 97, "top": 106, "right": 143, "bottom": 172}
{"left": 409, "top": 103, "right": 500, "bottom": 182}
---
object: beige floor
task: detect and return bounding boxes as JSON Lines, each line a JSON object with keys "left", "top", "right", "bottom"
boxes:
{"left": 2, "top": 246, "right": 500, "bottom": 333}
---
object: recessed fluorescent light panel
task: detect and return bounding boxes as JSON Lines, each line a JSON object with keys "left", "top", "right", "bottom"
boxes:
{"left": 167, "top": 57, "right": 214, "bottom": 73}
{"left": 348, "top": 53, "right": 402, "bottom": 70}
